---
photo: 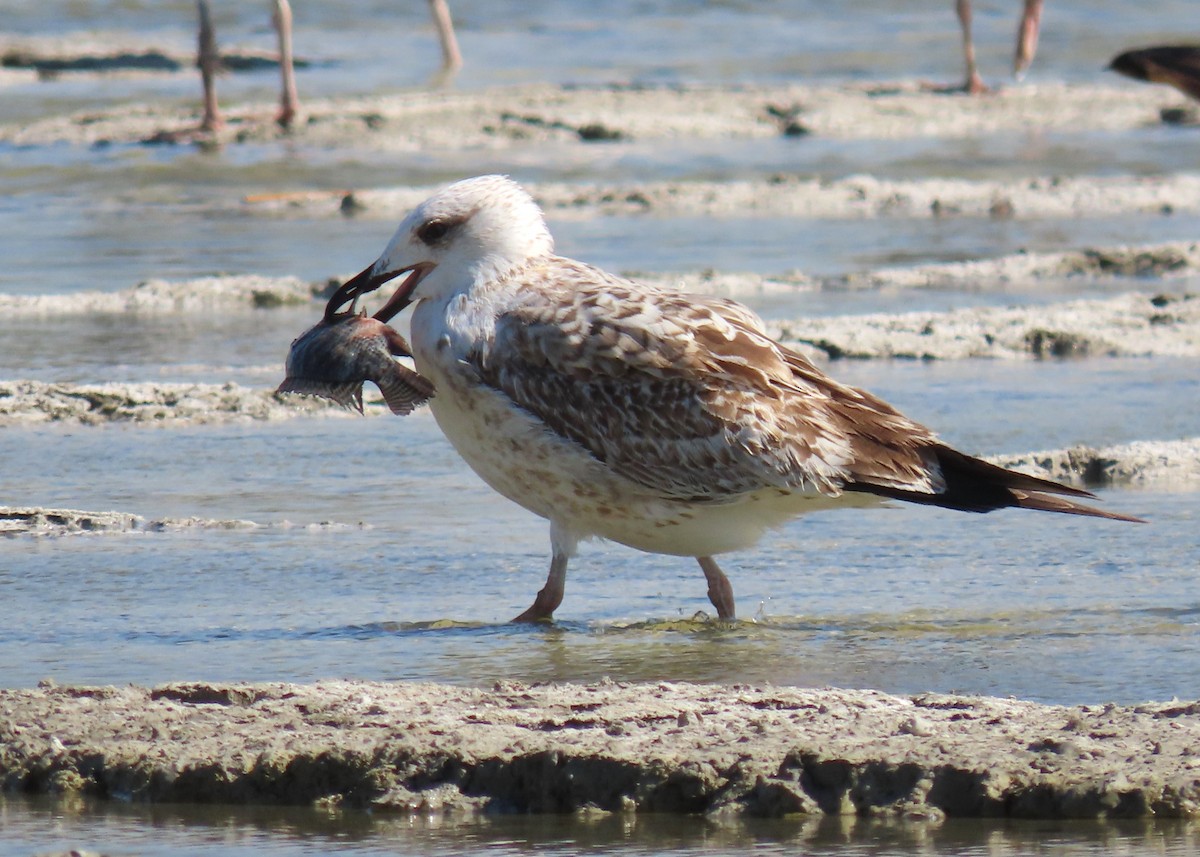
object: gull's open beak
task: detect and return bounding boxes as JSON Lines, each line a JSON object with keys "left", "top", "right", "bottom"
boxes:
{"left": 324, "top": 262, "right": 433, "bottom": 323}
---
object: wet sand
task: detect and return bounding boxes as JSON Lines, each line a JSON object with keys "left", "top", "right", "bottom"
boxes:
{"left": 0, "top": 80, "right": 1186, "bottom": 150}
{"left": 263, "top": 176, "right": 1200, "bottom": 223}
{"left": 1, "top": 42, "right": 301, "bottom": 78}
{"left": 0, "top": 274, "right": 318, "bottom": 316}
{"left": 7, "top": 241, "right": 1200, "bottom": 315}
{"left": 2, "top": 679, "right": 1198, "bottom": 819}
{"left": 990, "top": 438, "right": 1200, "bottom": 490}
{"left": 0, "top": 505, "right": 365, "bottom": 537}
{"left": 775, "top": 291, "right": 1200, "bottom": 360}
{"left": 0, "top": 379, "right": 340, "bottom": 427}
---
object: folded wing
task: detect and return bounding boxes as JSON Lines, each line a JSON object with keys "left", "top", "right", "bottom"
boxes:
{"left": 470, "top": 257, "right": 1138, "bottom": 521}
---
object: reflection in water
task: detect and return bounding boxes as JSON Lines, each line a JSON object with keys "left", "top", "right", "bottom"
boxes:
{"left": 3, "top": 795, "right": 1200, "bottom": 856}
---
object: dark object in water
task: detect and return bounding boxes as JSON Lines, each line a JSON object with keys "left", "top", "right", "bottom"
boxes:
{"left": 277, "top": 312, "right": 434, "bottom": 415}
{"left": 1109, "top": 46, "right": 1200, "bottom": 102}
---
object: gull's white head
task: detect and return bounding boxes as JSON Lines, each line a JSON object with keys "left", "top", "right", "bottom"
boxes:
{"left": 325, "top": 175, "right": 553, "bottom": 322}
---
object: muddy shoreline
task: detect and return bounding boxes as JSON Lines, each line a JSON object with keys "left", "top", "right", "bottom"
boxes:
{"left": 0, "top": 80, "right": 1185, "bottom": 151}
{"left": 0, "top": 379, "right": 343, "bottom": 427}
{"left": 261, "top": 176, "right": 1200, "bottom": 223}
{"left": 6, "top": 241, "right": 1200, "bottom": 317}
{"left": 776, "top": 291, "right": 1200, "bottom": 360}
{"left": 2, "top": 680, "right": 1197, "bottom": 819}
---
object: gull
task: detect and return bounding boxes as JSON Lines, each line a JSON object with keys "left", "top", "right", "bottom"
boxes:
{"left": 325, "top": 175, "right": 1139, "bottom": 622}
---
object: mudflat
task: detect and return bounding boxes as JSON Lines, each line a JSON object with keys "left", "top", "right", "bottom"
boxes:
{"left": 3, "top": 679, "right": 1198, "bottom": 819}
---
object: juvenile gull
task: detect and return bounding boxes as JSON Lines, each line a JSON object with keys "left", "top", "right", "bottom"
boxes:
{"left": 326, "top": 175, "right": 1139, "bottom": 622}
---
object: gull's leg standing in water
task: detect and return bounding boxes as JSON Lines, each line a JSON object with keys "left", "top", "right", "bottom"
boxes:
{"left": 512, "top": 545, "right": 737, "bottom": 624}
{"left": 511, "top": 522, "right": 573, "bottom": 622}
{"left": 698, "top": 557, "right": 735, "bottom": 621}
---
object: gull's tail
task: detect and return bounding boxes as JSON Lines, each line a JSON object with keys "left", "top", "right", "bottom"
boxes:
{"left": 847, "top": 445, "right": 1144, "bottom": 523}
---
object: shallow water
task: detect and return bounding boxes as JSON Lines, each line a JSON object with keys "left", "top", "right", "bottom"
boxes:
{"left": 6, "top": 136, "right": 1200, "bottom": 299}
{"left": 3, "top": 2, "right": 1200, "bottom": 855}
{"left": 4, "top": 1, "right": 1200, "bottom": 299}
{"left": 2, "top": 359, "right": 1197, "bottom": 703}
{"left": 2, "top": 0, "right": 1188, "bottom": 97}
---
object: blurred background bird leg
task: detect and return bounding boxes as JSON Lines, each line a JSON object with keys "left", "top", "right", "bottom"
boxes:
{"left": 956, "top": 0, "right": 987, "bottom": 94}
{"left": 955, "top": 0, "right": 1044, "bottom": 93}
{"left": 197, "top": 0, "right": 224, "bottom": 131}
{"left": 428, "top": 0, "right": 462, "bottom": 85}
{"left": 273, "top": 0, "right": 299, "bottom": 127}
{"left": 1013, "top": 0, "right": 1044, "bottom": 80}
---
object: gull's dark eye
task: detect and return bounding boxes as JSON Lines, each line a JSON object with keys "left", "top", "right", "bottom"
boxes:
{"left": 416, "top": 211, "right": 473, "bottom": 246}
{"left": 417, "top": 218, "right": 453, "bottom": 245}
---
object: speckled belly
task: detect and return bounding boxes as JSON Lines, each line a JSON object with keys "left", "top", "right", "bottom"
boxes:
{"left": 421, "top": 362, "right": 874, "bottom": 558}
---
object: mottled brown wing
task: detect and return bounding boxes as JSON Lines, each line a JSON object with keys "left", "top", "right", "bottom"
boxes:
{"left": 470, "top": 258, "right": 947, "bottom": 502}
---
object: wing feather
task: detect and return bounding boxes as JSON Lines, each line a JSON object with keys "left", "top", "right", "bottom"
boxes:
{"left": 469, "top": 258, "right": 949, "bottom": 502}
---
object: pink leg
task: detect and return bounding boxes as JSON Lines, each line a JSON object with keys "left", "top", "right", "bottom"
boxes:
{"left": 956, "top": 0, "right": 988, "bottom": 94}
{"left": 1013, "top": 0, "right": 1043, "bottom": 80}
{"left": 428, "top": 0, "right": 462, "bottom": 74}
{"left": 698, "top": 556, "right": 736, "bottom": 621}
{"left": 272, "top": 0, "right": 299, "bottom": 127}
{"left": 197, "top": 0, "right": 224, "bottom": 131}
{"left": 512, "top": 551, "right": 568, "bottom": 623}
